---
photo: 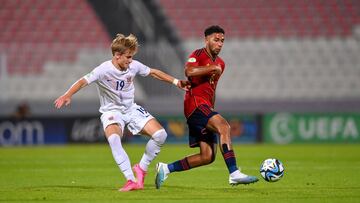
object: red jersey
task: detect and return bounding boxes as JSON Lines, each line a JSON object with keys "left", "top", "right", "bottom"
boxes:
{"left": 184, "top": 48, "right": 225, "bottom": 118}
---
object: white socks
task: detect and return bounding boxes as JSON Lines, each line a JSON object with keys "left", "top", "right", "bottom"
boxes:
{"left": 139, "top": 129, "right": 167, "bottom": 171}
{"left": 107, "top": 134, "right": 135, "bottom": 181}
{"left": 107, "top": 129, "right": 167, "bottom": 180}
{"left": 162, "top": 163, "right": 170, "bottom": 175}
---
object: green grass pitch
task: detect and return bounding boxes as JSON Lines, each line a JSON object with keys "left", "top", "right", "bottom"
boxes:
{"left": 0, "top": 143, "right": 359, "bottom": 203}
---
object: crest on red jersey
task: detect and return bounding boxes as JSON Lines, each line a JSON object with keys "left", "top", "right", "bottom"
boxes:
{"left": 188, "top": 57, "right": 196, "bottom": 62}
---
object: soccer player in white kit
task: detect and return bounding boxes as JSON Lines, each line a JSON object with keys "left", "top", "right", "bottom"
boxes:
{"left": 54, "top": 34, "right": 189, "bottom": 192}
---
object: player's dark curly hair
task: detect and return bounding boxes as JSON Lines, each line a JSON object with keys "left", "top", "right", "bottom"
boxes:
{"left": 204, "top": 25, "right": 225, "bottom": 37}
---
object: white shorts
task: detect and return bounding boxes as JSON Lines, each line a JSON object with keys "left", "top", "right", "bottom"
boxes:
{"left": 100, "top": 104, "right": 154, "bottom": 135}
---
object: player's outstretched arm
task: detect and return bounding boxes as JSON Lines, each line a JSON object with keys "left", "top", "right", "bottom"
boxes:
{"left": 149, "top": 68, "right": 190, "bottom": 91}
{"left": 54, "top": 78, "right": 88, "bottom": 109}
{"left": 185, "top": 64, "right": 222, "bottom": 77}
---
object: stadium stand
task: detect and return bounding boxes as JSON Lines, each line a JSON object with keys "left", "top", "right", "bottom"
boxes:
{"left": 0, "top": 0, "right": 136, "bottom": 119}
{"left": 158, "top": 0, "right": 360, "bottom": 101}
{"left": 158, "top": 0, "right": 360, "bottom": 38}
{"left": 0, "top": 0, "right": 184, "bottom": 116}
{"left": 1, "top": 0, "right": 360, "bottom": 116}
{"left": 0, "top": 0, "right": 110, "bottom": 75}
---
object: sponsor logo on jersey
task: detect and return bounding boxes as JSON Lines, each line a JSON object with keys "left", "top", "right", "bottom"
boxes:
{"left": 104, "top": 76, "right": 112, "bottom": 82}
{"left": 188, "top": 57, "right": 196, "bottom": 63}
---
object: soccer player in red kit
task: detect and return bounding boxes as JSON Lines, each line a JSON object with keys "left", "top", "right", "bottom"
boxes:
{"left": 155, "top": 25, "right": 258, "bottom": 189}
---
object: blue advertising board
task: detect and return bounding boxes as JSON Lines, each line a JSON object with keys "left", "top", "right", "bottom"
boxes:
{"left": 0, "top": 114, "right": 260, "bottom": 146}
{"left": 0, "top": 118, "right": 67, "bottom": 146}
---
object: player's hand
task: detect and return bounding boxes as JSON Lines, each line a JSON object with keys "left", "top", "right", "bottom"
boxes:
{"left": 177, "top": 80, "right": 191, "bottom": 91}
{"left": 54, "top": 94, "right": 71, "bottom": 109}
{"left": 211, "top": 65, "right": 222, "bottom": 75}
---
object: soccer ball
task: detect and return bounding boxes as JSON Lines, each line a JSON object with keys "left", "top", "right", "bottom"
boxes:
{"left": 260, "top": 158, "right": 284, "bottom": 182}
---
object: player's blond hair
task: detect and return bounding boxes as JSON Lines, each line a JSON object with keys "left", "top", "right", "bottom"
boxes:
{"left": 111, "top": 33, "right": 138, "bottom": 56}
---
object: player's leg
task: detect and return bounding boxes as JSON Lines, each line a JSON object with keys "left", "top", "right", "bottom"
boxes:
{"left": 155, "top": 105, "right": 218, "bottom": 189}
{"left": 186, "top": 141, "right": 217, "bottom": 167}
{"left": 206, "top": 114, "right": 236, "bottom": 172}
{"left": 101, "top": 112, "right": 138, "bottom": 191}
{"left": 127, "top": 105, "right": 168, "bottom": 189}
{"left": 158, "top": 105, "right": 218, "bottom": 173}
{"left": 173, "top": 141, "right": 216, "bottom": 170}
{"left": 133, "top": 118, "right": 167, "bottom": 189}
{"left": 104, "top": 124, "right": 138, "bottom": 191}
{"left": 155, "top": 141, "right": 216, "bottom": 189}
{"left": 138, "top": 118, "right": 167, "bottom": 172}
{"left": 207, "top": 114, "right": 258, "bottom": 185}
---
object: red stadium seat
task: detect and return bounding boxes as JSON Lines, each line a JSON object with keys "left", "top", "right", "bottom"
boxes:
{"left": 158, "top": 0, "right": 360, "bottom": 39}
{"left": 0, "top": 0, "right": 110, "bottom": 75}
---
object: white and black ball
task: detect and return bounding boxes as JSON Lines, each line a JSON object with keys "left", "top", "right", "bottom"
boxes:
{"left": 260, "top": 158, "right": 284, "bottom": 182}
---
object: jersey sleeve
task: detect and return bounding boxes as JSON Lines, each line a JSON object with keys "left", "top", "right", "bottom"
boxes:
{"left": 83, "top": 66, "right": 102, "bottom": 84}
{"left": 133, "top": 60, "right": 151, "bottom": 77}
{"left": 185, "top": 51, "right": 200, "bottom": 67}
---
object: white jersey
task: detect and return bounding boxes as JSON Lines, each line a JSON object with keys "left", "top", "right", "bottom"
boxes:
{"left": 83, "top": 60, "right": 150, "bottom": 113}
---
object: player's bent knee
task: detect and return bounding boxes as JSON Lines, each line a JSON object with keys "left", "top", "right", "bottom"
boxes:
{"left": 202, "top": 156, "right": 214, "bottom": 165}
{"left": 209, "top": 153, "right": 216, "bottom": 164}
{"left": 201, "top": 153, "right": 215, "bottom": 164}
{"left": 152, "top": 129, "right": 167, "bottom": 144}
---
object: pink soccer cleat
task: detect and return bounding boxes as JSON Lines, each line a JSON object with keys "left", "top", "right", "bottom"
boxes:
{"left": 119, "top": 180, "right": 139, "bottom": 192}
{"left": 133, "top": 164, "right": 147, "bottom": 189}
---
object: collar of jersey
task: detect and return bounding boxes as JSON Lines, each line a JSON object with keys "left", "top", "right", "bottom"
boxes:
{"left": 111, "top": 62, "right": 130, "bottom": 74}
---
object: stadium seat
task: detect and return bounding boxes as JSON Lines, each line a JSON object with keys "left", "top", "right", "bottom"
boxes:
{"left": 0, "top": 0, "right": 112, "bottom": 102}
{"left": 162, "top": 0, "right": 360, "bottom": 101}
{"left": 0, "top": 0, "right": 110, "bottom": 76}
